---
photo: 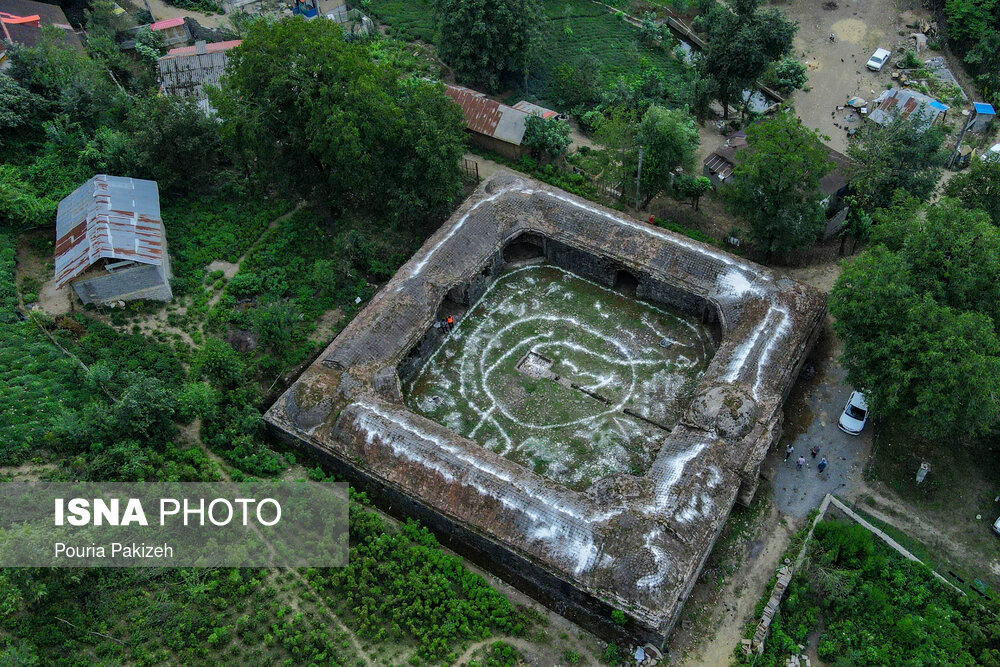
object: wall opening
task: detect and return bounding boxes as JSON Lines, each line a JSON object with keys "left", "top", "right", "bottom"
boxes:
{"left": 614, "top": 270, "right": 640, "bottom": 295}
{"left": 503, "top": 234, "right": 545, "bottom": 264}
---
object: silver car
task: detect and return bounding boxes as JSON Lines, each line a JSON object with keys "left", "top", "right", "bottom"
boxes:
{"left": 838, "top": 391, "right": 869, "bottom": 435}
{"left": 866, "top": 48, "right": 891, "bottom": 72}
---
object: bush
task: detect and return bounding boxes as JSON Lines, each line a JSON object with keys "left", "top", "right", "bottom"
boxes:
{"left": 770, "top": 58, "right": 807, "bottom": 92}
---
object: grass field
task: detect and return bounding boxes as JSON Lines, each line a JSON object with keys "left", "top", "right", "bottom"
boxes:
{"left": 404, "top": 264, "right": 713, "bottom": 489}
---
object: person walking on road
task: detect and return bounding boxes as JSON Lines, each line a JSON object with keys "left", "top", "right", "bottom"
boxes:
{"left": 784, "top": 444, "right": 794, "bottom": 462}
{"left": 818, "top": 456, "right": 828, "bottom": 474}
{"left": 810, "top": 445, "right": 820, "bottom": 459}
{"left": 796, "top": 456, "right": 806, "bottom": 471}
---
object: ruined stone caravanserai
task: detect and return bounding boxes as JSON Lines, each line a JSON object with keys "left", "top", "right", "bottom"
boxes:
{"left": 265, "top": 172, "right": 826, "bottom": 647}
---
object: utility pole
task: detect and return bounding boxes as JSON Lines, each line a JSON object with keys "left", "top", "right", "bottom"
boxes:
{"left": 634, "top": 145, "right": 644, "bottom": 210}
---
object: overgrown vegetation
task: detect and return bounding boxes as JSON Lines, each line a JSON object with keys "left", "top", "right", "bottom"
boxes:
{"left": 0, "top": 8, "right": 538, "bottom": 665}
{"left": 753, "top": 520, "right": 1000, "bottom": 666}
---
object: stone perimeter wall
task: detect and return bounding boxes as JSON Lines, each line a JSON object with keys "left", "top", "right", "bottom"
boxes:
{"left": 265, "top": 172, "right": 827, "bottom": 648}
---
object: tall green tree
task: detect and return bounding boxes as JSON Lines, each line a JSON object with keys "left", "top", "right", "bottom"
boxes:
{"left": 635, "top": 105, "right": 699, "bottom": 209}
{"left": 433, "top": 0, "right": 540, "bottom": 91}
{"left": 964, "top": 29, "right": 1000, "bottom": 104}
{"left": 724, "top": 111, "right": 832, "bottom": 260}
{"left": 846, "top": 113, "right": 945, "bottom": 215}
{"left": 944, "top": 155, "right": 1000, "bottom": 226}
{"left": 210, "top": 18, "right": 466, "bottom": 224}
{"left": 701, "top": 0, "right": 797, "bottom": 118}
{"left": 830, "top": 198, "right": 1000, "bottom": 439}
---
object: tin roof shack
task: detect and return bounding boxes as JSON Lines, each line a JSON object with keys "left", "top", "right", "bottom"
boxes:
{"left": 702, "top": 131, "right": 748, "bottom": 186}
{"left": 55, "top": 175, "right": 173, "bottom": 305}
{"left": 158, "top": 39, "right": 241, "bottom": 114}
{"left": 445, "top": 84, "right": 531, "bottom": 160}
{"left": 0, "top": 0, "right": 81, "bottom": 63}
{"left": 971, "top": 102, "right": 996, "bottom": 133}
{"left": 868, "top": 88, "right": 949, "bottom": 129}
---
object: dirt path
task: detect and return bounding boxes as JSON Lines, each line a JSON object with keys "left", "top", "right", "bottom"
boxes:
{"left": 144, "top": 0, "right": 229, "bottom": 28}
{"left": 675, "top": 505, "right": 794, "bottom": 667}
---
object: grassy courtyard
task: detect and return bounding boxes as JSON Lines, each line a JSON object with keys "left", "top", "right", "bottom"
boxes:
{"left": 404, "top": 264, "right": 714, "bottom": 489}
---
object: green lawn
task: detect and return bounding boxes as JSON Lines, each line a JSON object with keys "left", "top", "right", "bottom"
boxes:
{"left": 403, "top": 263, "right": 713, "bottom": 489}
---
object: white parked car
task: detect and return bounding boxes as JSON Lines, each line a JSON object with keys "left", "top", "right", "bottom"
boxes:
{"left": 838, "top": 391, "right": 869, "bottom": 435}
{"left": 866, "top": 48, "right": 891, "bottom": 72}
{"left": 993, "top": 515, "right": 1000, "bottom": 536}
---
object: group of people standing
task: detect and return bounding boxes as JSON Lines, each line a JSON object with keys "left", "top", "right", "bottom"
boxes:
{"left": 784, "top": 443, "right": 828, "bottom": 474}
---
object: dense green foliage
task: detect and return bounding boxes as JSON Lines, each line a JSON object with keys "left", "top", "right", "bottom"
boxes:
{"left": 830, "top": 197, "right": 1000, "bottom": 438}
{"left": 845, "top": 113, "right": 945, "bottom": 217}
{"left": 433, "top": 0, "right": 541, "bottom": 91}
{"left": 308, "top": 494, "right": 529, "bottom": 661}
{"left": 211, "top": 17, "right": 466, "bottom": 226}
{"left": 725, "top": 111, "right": 832, "bottom": 259}
{"left": 700, "top": 0, "right": 796, "bottom": 117}
{"left": 756, "top": 520, "right": 1000, "bottom": 666}
{"left": 523, "top": 114, "right": 572, "bottom": 158}
{"left": 635, "top": 104, "right": 699, "bottom": 208}
{"left": 944, "top": 0, "right": 1000, "bottom": 104}
{"left": 944, "top": 157, "right": 1000, "bottom": 226}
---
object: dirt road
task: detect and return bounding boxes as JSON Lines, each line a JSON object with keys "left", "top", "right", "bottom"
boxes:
{"left": 783, "top": 0, "right": 924, "bottom": 152}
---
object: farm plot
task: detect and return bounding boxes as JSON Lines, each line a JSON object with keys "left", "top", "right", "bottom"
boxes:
{"left": 365, "top": 0, "right": 689, "bottom": 106}
{"left": 404, "top": 264, "right": 714, "bottom": 489}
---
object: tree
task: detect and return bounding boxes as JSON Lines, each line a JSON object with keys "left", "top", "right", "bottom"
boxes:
{"left": 846, "top": 113, "right": 945, "bottom": 215}
{"left": 964, "top": 30, "right": 1000, "bottom": 104}
{"left": 522, "top": 115, "right": 571, "bottom": 159}
{"left": 671, "top": 173, "right": 712, "bottom": 210}
{"left": 0, "top": 75, "right": 45, "bottom": 142}
{"left": 8, "top": 28, "right": 122, "bottom": 129}
{"left": 944, "top": 155, "right": 1000, "bottom": 226}
{"left": 210, "top": 18, "right": 466, "bottom": 224}
{"left": 700, "top": 0, "right": 796, "bottom": 118}
{"left": 944, "top": 0, "right": 998, "bottom": 53}
{"left": 635, "top": 105, "right": 699, "bottom": 209}
{"left": 724, "top": 111, "right": 833, "bottom": 260}
{"left": 830, "top": 198, "right": 1000, "bottom": 439}
{"left": 433, "top": 0, "right": 541, "bottom": 91}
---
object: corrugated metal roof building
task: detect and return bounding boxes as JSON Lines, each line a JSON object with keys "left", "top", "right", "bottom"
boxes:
{"left": 158, "top": 39, "right": 241, "bottom": 114}
{"left": 444, "top": 84, "right": 530, "bottom": 159}
{"left": 55, "top": 175, "right": 173, "bottom": 305}
{"left": 868, "top": 88, "right": 949, "bottom": 128}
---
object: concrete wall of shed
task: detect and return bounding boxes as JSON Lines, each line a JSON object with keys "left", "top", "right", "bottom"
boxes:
{"left": 467, "top": 132, "right": 528, "bottom": 161}
{"left": 72, "top": 264, "right": 172, "bottom": 305}
{"left": 267, "top": 421, "right": 669, "bottom": 648}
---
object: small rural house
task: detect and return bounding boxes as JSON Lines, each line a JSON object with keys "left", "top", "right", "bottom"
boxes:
{"left": 158, "top": 39, "right": 241, "bottom": 114}
{"left": 444, "top": 85, "right": 559, "bottom": 160}
{"left": 150, "top": 17, "right": 190, "bottom": 47}
{"left": 868, "top": 88, "right": 949, "bottom": 128}
{"left": 703, "top": 130, "right": 851, "bottom": 237}
{"left": 0, "top": 0, "right": 81, "bottom": 64}
{"left": 55, "top": 175, "right": 173, "bottom": 305}
{"left": 702, "top": 130, "right": 748, "bottom": 187}
{"left": 445, "top": 85, "right": 530, "bottom": 159}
